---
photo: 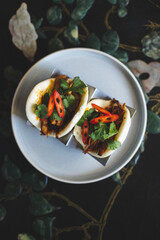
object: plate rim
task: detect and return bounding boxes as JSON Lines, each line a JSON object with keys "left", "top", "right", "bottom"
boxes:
{"left": 11, "top": 47, "right": 147, "bottom": 184}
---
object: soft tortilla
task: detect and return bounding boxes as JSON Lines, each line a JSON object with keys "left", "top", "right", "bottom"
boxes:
{"left": 26, "top": 78, "right": 88, "bottom": 138}
{"left": 73, "top": 99, "right": 131, "bottom": 158}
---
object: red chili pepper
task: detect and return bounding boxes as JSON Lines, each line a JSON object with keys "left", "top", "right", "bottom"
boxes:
{"left": 53, "top": 89, "right": 65, "bottom": 118}
{"left": 47, "top": 92, "right": 55, "bottom": 117}
{"left": 91, "top": 103, "right": 112, "bottom": 116}
{"left": 82, "top": 120, "right": 89, "bottom": 144}
{"left": 90, "top": 114, "right": 119, "bottom": 124}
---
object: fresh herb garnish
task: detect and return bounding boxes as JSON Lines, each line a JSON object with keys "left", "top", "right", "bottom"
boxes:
{"left": 35, "top": 104, "right": 48, "bottom": 119}
{"left": 61, "top": 77, "right": 86, "bottom": 95}
{"left": 50, "top": 108, "right": 63, "bottom": 121}
{"left": 60, "top": 79, "right": 69, "bottom": 90}
{"left": 90, "top": 122, "right": 118, "bottom": 142}
{"left": 77, "top": 108, "right": 99, "bottom": 126}
{"left": 107, "top": 140, "right": 121, "bottom": 150}
{"left": 62, "top": 94, "right": 76, "bottom": 109}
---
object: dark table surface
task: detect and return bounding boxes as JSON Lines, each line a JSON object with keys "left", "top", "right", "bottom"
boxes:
{"left": 1, "top": 0, "right": 160, "bottom": 239}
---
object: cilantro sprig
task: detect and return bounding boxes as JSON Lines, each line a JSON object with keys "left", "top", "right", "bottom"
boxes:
{"left": 77, "top": 108, "right": 99, "bottom": 126}
{"left": 35, "top": 104, "right": 48, "bottom": 119}
{"left": 60, "top": 76, "right": 86, "bottom": 94}
{"left": 90, "top": 122, "right": 118, "bottom": 142}
{"left": 107, "top": 140, "right": 121, "bottom": 150}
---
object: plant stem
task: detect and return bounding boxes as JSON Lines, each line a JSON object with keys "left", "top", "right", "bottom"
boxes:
{"left": 119, "top": 43, "right": 141, "bottom": 52}
{"left": 42, "top": 190, "right": 97, "bottom": 222}
{"left": 104, "top": 5, "right": 117, "bottom": 30}
{"left": 97, "top": 165, "right": 134, "bottom": 240}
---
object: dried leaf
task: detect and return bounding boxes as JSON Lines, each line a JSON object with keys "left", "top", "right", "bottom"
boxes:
{"left": 9, "top": 3, "right": 38, "bottom": 61}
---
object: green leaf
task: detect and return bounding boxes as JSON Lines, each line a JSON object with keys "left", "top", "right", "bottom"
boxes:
{"left": 102, "top": 30, "right": 120, "bottom": 54}
{"left": 1, "top": 155, "right": 21, "bottom": 182}
{"left": 35, "top": 104, "right": 48, "bottom": 119}
{"left": 60, "top": 79, "right": 69, "bottom": 90}
{"left": 3, "top": 65, "right": 22, "bottom": 84}
{"left": 29, "top": 192, "right": 60, "bottom": 216}
{"left": 85, "top": 33, "right": 101, "bottom": 50}
{"left": 109, "top": 122, "right": 118, "bottom": 136}
{"left": 63, "top": 0, "right": 75, "bottom": 3}
{"left": 90, "top": 122, "right": 118, "bottom": 142}
{"left": 107, "top": 140, "right": 121, "bottom": 150}
{"left": 4, "top": 182, "right": 22, "bottom": 198}
{"left": 65, "top": 76, "right": 86, "bottom": 94}
{"left": 32, "top": 216, "right": 55, "bottom": 240}
{"left": 0, "top": 116, "right": 12, "bottom": 138}
{"left": 52, "top": 0, "right": 62, "bottom": 3}
{"left": 107, "top": 0, "right": 117, "bottom": 4}
{"left": 46, "top": 6, "right": 62, "bottom": 25}
{"left": 130, "top": 148, "right": 141, "bottom": 166}
{"left": 111, "top": 171, "right": 122, "bottom": 185}
{"left": 51, "top": 109, "right": 63, "bottom": 121}
{"left": 22, "top": 169, "right": 48, "bottom": 191}
{"left": 147, "top": 110, "right": 160, "bottom": 134}
{"left": 118, "top": 0, "right": 130, "bottom": 7}
{"left": 63, "top": 95, "right": 76, "bottom": 109}
{"left": 112, "top": 49, "right": 128, "bottom": 63}
{"left": 117, "top": 7, "right": 128, "bottom": 18}
{"left": 0, "top": 204, "right": 6, "bottom": 222}
{"left": 77, "top": 108, "right": 99, "bottom": 126}
{"left": 71, "top": 0, "right": 95, "bottom": 21}
{"left": 48, "top": 37, "right": 64, "bottom": 53}
{"left": 64, "top": 21, "right": 80, "bottom": 45}
{"left": 31, "top": 16, "right": 43, "bottom": 30}
{"left": 18, "top": 234, "right": 36, "bottom": 240}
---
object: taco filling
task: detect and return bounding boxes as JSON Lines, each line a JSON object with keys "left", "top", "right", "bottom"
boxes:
{"left": 26, "top": 75, "right": 88, "bottom": 138}
{"left": 73, "top": 98, "right": 131, "bottom": 158}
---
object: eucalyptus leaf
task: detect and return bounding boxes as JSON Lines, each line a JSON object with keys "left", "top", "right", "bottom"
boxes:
{"left": 0, "top": 117, "right": 12, "bottom": 138}
{"left": 22, "top": 169, "right": 48, "bottom": 191}
{"left": 102, "top": 30, "right": 120, "bottom": 54}
{"left": 111, "top": 49, "right": 128, "bottom": 63}
{"left": 71, "top": 0, "right": 95, "bottom": 21}
{"left": 31, "top": 16, "right": 43, "bottom": 30}
{"left": 17, "top": 233, "right": 36, "bottom": 240}
{"left": 85, "top": 33, "right": 101, "bottom": 50}
{"left": 130, "top": 148, "right": 141, "bottom": 166}
{"left": 48, "top": 37, "right": 64, "bottom": 53}
{"left": 64, "top": 21, "right": 80, "bottom": 45}
{"left": 63, "top": 0, "right": 75, "bottom": 3}
{"left": 46, "top": 6, "right": 62, "bottom": 25}
{"left": 112, "top": 172, "right": 122, "bottom": 185}
{"left": 52, "top": 0, "right": 62, "bottom": 3}
{"left": 118, "top": 0, "right": 130, "bottom": 7}
{"left": 32, "top": 216, "right": 55, "bottom": 240}
{"left": 107, "top": 0, "right": 117, "bottom": 4}
{"left": 4, "top": 182, "right": 22, "bottom": 198}
{"left": 0, "top": 204, "right": 6, "bottom": 222}
{"left": 1, "top": 155, "right": 21, "bottom": 182}
{"left": 117, "top": 7, "right": 127, "bottom": 18}
{"left": 29, "top": 192, "right": 60, "bottom": 216}
{"left": 3, "top": 65, "right": 22, "bottom": 84}
{"left": 147, "top": 110, "right": 160, "bottom": 134}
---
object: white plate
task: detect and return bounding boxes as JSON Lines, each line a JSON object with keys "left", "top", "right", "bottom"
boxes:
{"left": 11, "top": 48, "right": 147, "bottom": 184}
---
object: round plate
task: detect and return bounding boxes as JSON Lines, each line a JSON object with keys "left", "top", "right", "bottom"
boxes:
{"left": 11, "top": 48, "right": 147, "bottom": 184}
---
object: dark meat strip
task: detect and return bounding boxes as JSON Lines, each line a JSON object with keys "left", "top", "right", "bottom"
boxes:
{"left": 97, "top": 141, "right": 107, "bottom": 156}
{"left": 83, "top": 138, "right": 100, "bottom": 154}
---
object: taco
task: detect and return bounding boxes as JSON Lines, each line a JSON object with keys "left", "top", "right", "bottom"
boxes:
{"left": 73, "top": 98, "right": 131, "bottom": 158}
{"left": 26, "top": 75, "right": 88, "bottom": 138}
